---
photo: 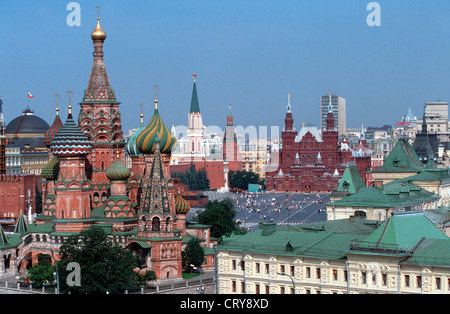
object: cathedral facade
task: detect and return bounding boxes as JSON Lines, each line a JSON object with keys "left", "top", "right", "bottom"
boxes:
{"left": 0, "top": 17, "right": 215, "bottom": 282}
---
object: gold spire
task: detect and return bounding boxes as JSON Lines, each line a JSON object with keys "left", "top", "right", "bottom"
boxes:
{"left": 91, "top": 17, "right": 107, "bottom": 41}
{"left": 139, "top": 102, "right": 144, "bottom": 123}
{"left": 154, "top": 84, "right": 159, "bottom": 110}
{"left": 54, "top": 93, "right": 60, "bottom": 115}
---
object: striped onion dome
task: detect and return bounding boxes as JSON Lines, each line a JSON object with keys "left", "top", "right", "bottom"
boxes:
{"left": 44, "top": 108, "right": 63, "bottom": 148}
{"left": 106, "top": 152, "right": 131, "bottom": 181}
{"left": 174, "top": 188, "right": 191, "bottom": 215}
{"left": 126, "top": 113, "right": 145, "bottom": 156}
{"left": 41, "top": 156, "right": 60, "bottom": 180}
{"left": 50, "top": 106, "right": 92, "bottom": 157}
{"left": 136, "top": 100, "right": 176, "bottom": 154}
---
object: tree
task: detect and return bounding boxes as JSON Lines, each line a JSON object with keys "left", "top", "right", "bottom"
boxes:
{"left": 182, "top": 238, "right": 205, "bottom": 271}
{"left": 134, "top": 270, "right": 157, "bottom": 286}
{"left": 57, "top": 226, "right": 143, "bottom": 294}
{"left": 229, "top": 170, "right": 262, "bottom": 191}
{"left": 172, "top": 163, "right": 210, "bottom": 191}
{"left": 28, "top": 254, "right": 54, "bottom": 288}
{"left": 196, "top": 198, "right": 239, "bottom": 239}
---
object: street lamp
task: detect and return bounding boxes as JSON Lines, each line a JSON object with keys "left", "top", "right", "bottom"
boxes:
{"left": 50, "top": 250, "right": 60, "bottom": 294}
{"left": 190, "top": 264, "right": 204, "bottom": 293}
{"left": 277, "top": 271, "right": 295, "bottom": 294}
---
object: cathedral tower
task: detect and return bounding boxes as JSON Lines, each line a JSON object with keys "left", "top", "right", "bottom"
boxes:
{"left": 78, "top": 17, "right": 124, "bottom": 191}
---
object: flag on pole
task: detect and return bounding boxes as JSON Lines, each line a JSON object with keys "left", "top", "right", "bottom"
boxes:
{"left": 27, "top": 92, "right": 34, "bottom": 99}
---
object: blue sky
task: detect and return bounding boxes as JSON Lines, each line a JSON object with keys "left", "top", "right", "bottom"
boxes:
{"left": 0, "top": 0, "right": 449, "bottom": 134}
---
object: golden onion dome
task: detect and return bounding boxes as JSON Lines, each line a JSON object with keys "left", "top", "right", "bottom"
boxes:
{"left": 174, "top": 189, "right": 191, "bottom": 215}
{"left": 91, "top": 17, "right": 107, "bottom": 41}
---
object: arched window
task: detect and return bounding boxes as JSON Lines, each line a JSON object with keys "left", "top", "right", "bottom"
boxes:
{"left": 166, "top": 217, "right": 171, "bottom": 231}
{"left": 152, "top": 217, "right": 160, "bottom": 231}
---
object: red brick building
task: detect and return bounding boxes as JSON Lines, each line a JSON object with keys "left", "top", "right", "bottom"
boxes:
{"left": 266, "top": 94, "right": 371, "bottom": 193}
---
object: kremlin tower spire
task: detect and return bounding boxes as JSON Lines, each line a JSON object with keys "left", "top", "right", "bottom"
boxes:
{"left": 187, "top": 74, "right": 204, "bottom": 156}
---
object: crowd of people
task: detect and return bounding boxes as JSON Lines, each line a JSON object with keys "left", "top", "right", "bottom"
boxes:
{"left": 232, "top": 192, "right": 329, "bottom": 229}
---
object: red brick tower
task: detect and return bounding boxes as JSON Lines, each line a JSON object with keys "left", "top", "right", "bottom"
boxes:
{"left": 78, "top": 17, "right": 124, "bottom": 201}
{"left": 322, "top": 93, "right": 339, "bottom": 168}
{"left": 223, "top": 104, "right": 241, "bottom": 171}
{"left": 281, "top": 94, "right": 297, "bottom": 174}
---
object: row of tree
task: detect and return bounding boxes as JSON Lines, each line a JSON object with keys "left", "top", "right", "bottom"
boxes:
{"left": 171, "top": 163, "right": 210, "bottom": 191}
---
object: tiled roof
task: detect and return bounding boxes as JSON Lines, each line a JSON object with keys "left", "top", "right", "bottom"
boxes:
{"left": 373, "top": 138, "right": 424, "bottom": 173}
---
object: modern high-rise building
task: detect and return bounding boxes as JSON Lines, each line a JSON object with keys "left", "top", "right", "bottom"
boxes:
{"left": 320, "top": 94, "right": 346, "bottom": 136}
{"left": 417, "top": 101, "right": 449, "bottom": 142}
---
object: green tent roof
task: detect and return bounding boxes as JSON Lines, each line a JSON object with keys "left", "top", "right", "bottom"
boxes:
{"left": 336, "top": 165, "right": 366, "bottom": 194}
{"left": 14, "top": 211, "right": 28, "bottom": 234}
{"left": 373, "top": 138, "right": 424, "bottom": 173}
{"left": 190, "top": 81, "right": 200, "bottom": 113}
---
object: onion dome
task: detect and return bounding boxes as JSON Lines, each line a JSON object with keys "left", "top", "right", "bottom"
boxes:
{"left": 174, "top": 188, "right": 191, "bottom": 215}
{"left": 106, "top": 152, "right": 131, "bottom": 181}
{"left": 41, "top": 156, "right": 60, "bottom": 180}
{"left": 136, "top": 98, "right": 176, "bottom": 155}
{"left": 91, "top": 17, "right": 107, "bottom": 41}
{"left": 50, "top": 105, "right": 92, "bottom": 157}
{"left": 126, "top": 113, "right": 145, "bottom": 156}
{"left": 44, "top": 107, "right": 63, "bottom": 148}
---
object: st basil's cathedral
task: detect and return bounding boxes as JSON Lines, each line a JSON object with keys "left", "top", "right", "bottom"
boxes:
{"left": 0, "top": 17, "right": 216, "bottom": 281}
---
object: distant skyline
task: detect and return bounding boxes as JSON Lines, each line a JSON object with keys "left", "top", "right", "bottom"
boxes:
{"left": 0, "top": 0, "right": 449, "bottom": 135}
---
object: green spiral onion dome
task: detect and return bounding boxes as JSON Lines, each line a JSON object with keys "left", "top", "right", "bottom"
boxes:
{"left": 126, "top": 113, "right": 145, "bottom": 156}
{"left": 41, "top": 156, "right": 60, "bottom": 180}
{"left": 44, "top": 108, "right": 63, "bottom": 148}
{"left": 174, "top": 189, "right": 191, "bottom": 215}
{"left": 106, "top": 153, "right": 131, "bottom": 181}
{"left": 50, "top": 106, "right": 92, "bottom": 157}
{"left": 135, "top": 100, "right": 176, "bottom": 154}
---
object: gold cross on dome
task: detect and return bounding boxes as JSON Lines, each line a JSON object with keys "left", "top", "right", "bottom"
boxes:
{"left": 153, "top": 84, "right": 159, "bottom": 99}
{"left": 96, "top": 6, "right": 101, "bottom": 18}
{"left": 54, "top": 93, "right": 60, "bottom": 109}
{"left": 66, "top": 89, "right": 74, "bottom": 107}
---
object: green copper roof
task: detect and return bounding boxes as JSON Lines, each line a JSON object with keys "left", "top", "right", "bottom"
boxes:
{"left": 331, "top": 180, "right": 437, "bottom": 208}
{"left": 336, "top": 165, "right": 365, "bottom": 194}
{"left": 373, "top": 138, "right": 424, "bottom": 173}
{"left": 217, "top": 222, "right": 370, "bottom": 260}
{"left": 358, "top": 212, "right": 448, "bottom": 252}
{"left": 0, "top": 225, "right": 8, "bottom": 245}
{"left": 190, "top": 81, "right": 200, "bottom": 113}
{"left": 404, "top": 238, "right": 450, "bottom": 266}
{"left": 14, "top": 211, "right": 28, "bottom": 234}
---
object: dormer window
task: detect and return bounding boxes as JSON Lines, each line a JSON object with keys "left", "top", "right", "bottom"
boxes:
{"left": 393, "top": 158, "right": 399, "bottom": 167}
